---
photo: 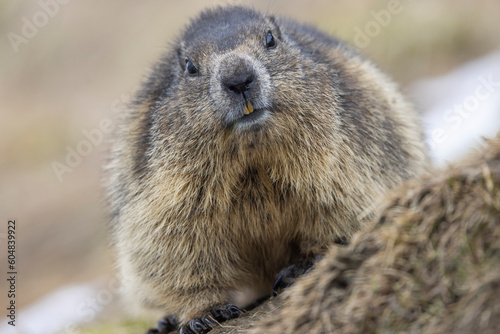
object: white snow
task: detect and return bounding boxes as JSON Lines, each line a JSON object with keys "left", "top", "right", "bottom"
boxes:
{"left": 410, "top": 49, "right": 500, "bottom": 166}
{"left": 0, "top": 281, "right": 109, "bottom": 334}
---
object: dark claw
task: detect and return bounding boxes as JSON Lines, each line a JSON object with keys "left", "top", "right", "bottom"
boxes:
{"left": 188, "top": 319, "right": 210, "bottom": 333}
{"left": 228, "top": 305, "right": 241, "bottom": 317}
{"left": 157, "top": 315, "right": 178, "bottom": 333}
{"left": 210, "top": 304, "right": 241, "bottom": 322}
{"left": 210, "top": 307, "right": 224, "bottom": 322}
{"left": 179, "top": 325, "right": 195, "bottom": 334}
{"left": 202, "top": 316, "right": 218, "bottom": 328}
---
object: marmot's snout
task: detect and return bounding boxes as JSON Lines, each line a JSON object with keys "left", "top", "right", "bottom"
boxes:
{"left": 220, "top": 56, "right": 255, "bottom": 97}
{"left": 212, "top": 53, "right": 272, "bottom": 128}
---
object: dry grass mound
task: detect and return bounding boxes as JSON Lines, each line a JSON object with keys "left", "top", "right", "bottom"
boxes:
{"left": 249, "top": 132, "right": 500, "bottom": 333}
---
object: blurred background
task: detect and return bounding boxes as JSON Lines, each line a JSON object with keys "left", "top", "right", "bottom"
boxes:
{"left": 0, "top": 0, "right": 499, "bottom": 332}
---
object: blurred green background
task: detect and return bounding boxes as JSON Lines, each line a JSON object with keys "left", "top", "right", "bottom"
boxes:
{"left": 0, "top": 0, "right": 499, "bottom": 329}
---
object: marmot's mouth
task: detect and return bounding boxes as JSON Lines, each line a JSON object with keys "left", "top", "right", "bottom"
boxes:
{"left": 225, "top": 104, "right": 270, "bottom": 132}
{"left": 238, "top": 108, "right": 266, "bottom": 124}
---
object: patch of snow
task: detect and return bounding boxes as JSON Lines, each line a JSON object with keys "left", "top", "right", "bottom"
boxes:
{"left": 409, "top": 49, "right": 500, "bottom": 166}
{"left": 0, "top": 279, "right": 115, "bottom": 334}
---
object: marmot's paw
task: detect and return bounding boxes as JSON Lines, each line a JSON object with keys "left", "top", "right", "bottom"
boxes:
{"left": 179, "top": 305, "right": 242, "bottom": 334}
{"left": 145, "top": 315, "right": 178, "bottom": 334}
{"left": 273, "top": 256, "right": 322, "bottom": 295}
{"left": 209, "top": 304, "right": 241, "bottom": 323}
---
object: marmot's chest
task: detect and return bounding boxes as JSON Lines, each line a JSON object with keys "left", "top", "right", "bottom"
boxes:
{"left": 234, "top": 168, "right": 276, "bottom": 203}
{"left": 225, "top": 168, "right": 302, "bottom": 235}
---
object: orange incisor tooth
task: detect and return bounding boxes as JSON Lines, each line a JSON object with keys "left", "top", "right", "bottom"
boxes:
{"left": 244, "top": 102, "right": 254, "bottom": 115}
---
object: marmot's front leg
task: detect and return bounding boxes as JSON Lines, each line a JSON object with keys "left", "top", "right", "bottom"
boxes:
{"left": 142, "top": 275, "right": 243, "bottom": 334}
{"left": 178, "top": 304, "right": 241, "bottom": 334}
{"left": 145, "top": 305, "right": 241, "bottom": 334}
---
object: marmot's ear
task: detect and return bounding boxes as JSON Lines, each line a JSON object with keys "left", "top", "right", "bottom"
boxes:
{"left": 267, "top": 15, "right": 282, "bottom": 40}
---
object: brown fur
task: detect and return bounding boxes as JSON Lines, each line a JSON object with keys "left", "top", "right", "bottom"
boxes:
{"left": 106, "top": 6, "right": 428, "bottom": 328}
{"left": 250, "top": 132, "right": 500, "bottom": 334}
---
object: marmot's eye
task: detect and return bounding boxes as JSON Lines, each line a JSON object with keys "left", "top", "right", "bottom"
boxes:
{"left": 266, "top": 31, "right": 276, "bottom": 49}
{"left": 185, "top": 59, "right": 198, "bottom": 76}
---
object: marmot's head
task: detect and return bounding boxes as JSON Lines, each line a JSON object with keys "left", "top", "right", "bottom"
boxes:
{"left": 137, "top": 6, "right": 342, "bottom": 163}
{"left": 183, "top": 6, "right": 277, "bottom": 130}
{"left": 171, "top": 6, "right": 309, "bottom": 131}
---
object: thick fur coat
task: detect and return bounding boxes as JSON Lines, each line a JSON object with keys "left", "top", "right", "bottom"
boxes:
{"left": 107, "top": 6, "right": 428, "bottom": 330}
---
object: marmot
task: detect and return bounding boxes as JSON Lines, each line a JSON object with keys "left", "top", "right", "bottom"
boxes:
{"left": 107, "top": 6, "right": 428, "bottom": 334}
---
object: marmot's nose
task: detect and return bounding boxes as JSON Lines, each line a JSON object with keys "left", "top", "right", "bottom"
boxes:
{"left": 218, "top": 54, "right": 257, "bottom": 98}
{"left": 222, "top": 73, "right": 254, "bottom": 96}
